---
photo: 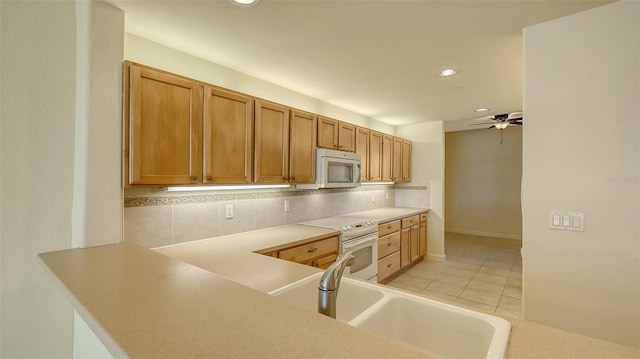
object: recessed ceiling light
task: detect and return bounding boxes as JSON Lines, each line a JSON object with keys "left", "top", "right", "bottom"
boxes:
{"left": 230, "top": 0, "right": 261, "bottom": 6}
{"left": 438, "top": 68, "right": 457, "bottom": 77}
{"left": 475, "top": 108, "right": 490, "bottom": 112}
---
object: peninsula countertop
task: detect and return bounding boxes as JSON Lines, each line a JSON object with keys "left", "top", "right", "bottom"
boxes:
{"left": 39, "top": 206, "right": 639, "bottom": 358}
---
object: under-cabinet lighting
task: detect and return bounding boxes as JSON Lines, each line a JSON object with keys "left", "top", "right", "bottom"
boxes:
{"left": 163, "top": 184, "right": 290, "bottom": 192}
{"left": 362, "top": 182, "right": 395, "bottom": 186}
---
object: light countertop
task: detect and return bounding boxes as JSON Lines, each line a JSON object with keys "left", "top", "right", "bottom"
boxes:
{"left": 39, "top": 206, "right": 639, "bottom": 358}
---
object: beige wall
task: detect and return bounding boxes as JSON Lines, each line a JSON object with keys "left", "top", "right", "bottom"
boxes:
{"left": 0, "top": 1, "right": 124, "bottom": 357}
{"left": 522, "top": 0, "right": 639, "bottom": 348}
{"left": 445, "top": 127, "right": 522, "bottom": 239}
{"left": 396, "top": 121, "right": 445, "bottom": 259}
{"left": 1, "top": 1, "right": 76, "bottom": 356}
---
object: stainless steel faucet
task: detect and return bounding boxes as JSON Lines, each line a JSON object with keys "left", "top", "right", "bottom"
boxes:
{"left": 318, "top": 251, "right": 354, "bottom": 318}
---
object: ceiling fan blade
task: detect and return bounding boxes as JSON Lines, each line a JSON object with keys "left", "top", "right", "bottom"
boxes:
{"left": 488, "top": 125, "right": 496, "bottom": 129}
{"left": 511, "top": 122, "right": 523, "bottom": 125}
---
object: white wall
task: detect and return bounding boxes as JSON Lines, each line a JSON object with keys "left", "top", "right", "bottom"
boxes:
{"left": 522, "top": 0, "right": 639, "bottom": 348}
{"left": 74, "top": 0, "right": 124, "bottom": 248}
{"left": 396, "top": 121, "right": 445, "bottom": 260}
{"left": 124, "top": 34, "right": 394, "bottom": 135}
{"left": 0, "top": 0, "right": 124, "bottom": 357}
{"left": 445, "top": 127, "right": 522, "bottom": 239}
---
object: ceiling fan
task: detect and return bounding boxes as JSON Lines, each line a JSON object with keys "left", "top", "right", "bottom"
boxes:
{"left": 470, "top": 112, "right": 523, "bottom": 143}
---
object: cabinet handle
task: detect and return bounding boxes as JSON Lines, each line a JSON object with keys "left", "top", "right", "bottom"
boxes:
{"left": 307, "top": 248, "right": 318, "bottom": 253}
{"left": 387, "top": 243, "right": 392, "bottom": 247}
{"left": 207, "top": 175, "right": 212, "bottom": 181}
{"left": 387, "top": 263, "right": 392, "bottom": 268}
{"left": 191, "top": 175, "right": 198, "bottom": 180}
{"left": 291, "top": 177, "right": 295, "bottom": 181}
{"left": 387, "top": 225, "right": 392, "bottom": 229}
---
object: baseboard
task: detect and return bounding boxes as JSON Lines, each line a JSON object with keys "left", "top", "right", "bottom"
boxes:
{"left": 446, "top": 228, "right": 522, "bottom": 241}
{"left": 426, "top": 253, "right": 446, "bottom": 262}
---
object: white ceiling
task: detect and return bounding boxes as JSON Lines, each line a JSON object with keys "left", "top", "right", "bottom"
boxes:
{"left": 106, "top": 0, "right": 612, "bottom": 127}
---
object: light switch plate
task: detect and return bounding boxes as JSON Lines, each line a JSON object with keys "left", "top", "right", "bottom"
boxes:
{"left": 284, "top": 200, "right": 291, "bottom": 212}
{"left": 550, "top": 211, "right": 584, "bottom": 231}
{"left": 225, "top": 205, "right": 234, "bottom": 219}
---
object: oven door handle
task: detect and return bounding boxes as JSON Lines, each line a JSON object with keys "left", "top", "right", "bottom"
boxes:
{"left": 342, "top": 233, "right": 378, "bottom": 249}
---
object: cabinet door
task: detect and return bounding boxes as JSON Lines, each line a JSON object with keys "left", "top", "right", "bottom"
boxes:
{"left": 355, "top": 127, "right": 370, "bottom": 181}
{"left": 127, "top": 64, "right": 202, "bottom": 186}
{"left": 317, "top": 116, "right": 338, "bottom": 149}
{"left": 255, "top": 100, "right": 289, "bottom": 183}
{"left": 203, "top": 87, "right": 253, "bottom": 184}
{"left": 400, "top": 227, "right": 411, "bottom": 268}
{"left": 368, "top": 131, "right": 383, "bottom": 182}
{"left": 392, "top": 137, "right": 403, "bottom": 182}
{"left": 410, "top": 225, "right": 420, "bottom": 262}
{"left": 290, "top": 110, "right": 317, "bottom": 184}
{"left": 381, "top": 134, "right": 393, "bottom": 182}
{"left": 338, "top": 122, "right": 356, "bottom": 152}
{"left": 402, "top": 139, "right": 412, "bottom": 183}
{"left": 419, "top": 221, "right": 428, "bottom": 257}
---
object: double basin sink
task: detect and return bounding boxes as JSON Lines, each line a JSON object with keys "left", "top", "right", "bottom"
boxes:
{"left": 269, "top": 273, "right": 511, "bottom": 359}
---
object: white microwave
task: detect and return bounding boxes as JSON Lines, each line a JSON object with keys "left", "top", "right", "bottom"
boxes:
{"left": 297, "top": 149, "right": 361, "bottom": 190}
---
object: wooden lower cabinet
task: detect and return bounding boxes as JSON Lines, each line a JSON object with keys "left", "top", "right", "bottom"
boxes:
{"left": 377, "top": 211, "right": 429, "bottom": 283}
{"left": 419, "top": 212, "right": 428, "bottom": 257}
{"left": 276, "top": 235, "right": 339, "bottom": 269}
{"left": 378, "top": 252, "right": 401, "bottom": 281}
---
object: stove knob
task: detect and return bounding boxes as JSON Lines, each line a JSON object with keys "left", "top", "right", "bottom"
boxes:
{"left": 341, "top": 226, "right": 348, "bottom": 231}
{"left": 346, "top": 226, "right": 352, "bottom": 230}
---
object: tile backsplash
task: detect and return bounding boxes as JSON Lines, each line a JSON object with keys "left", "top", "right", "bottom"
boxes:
{"left": 124, "top": 186, "right": 401, "bottom": 248}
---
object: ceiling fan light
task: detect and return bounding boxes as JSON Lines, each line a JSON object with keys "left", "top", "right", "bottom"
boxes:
{"left": 495, "top": 122, "right": 509, "bottom": 130}
{"left": 438, "top": 68, "right": 457, "bottom": 77}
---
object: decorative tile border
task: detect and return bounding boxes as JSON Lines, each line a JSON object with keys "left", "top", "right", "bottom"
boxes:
{"left": 124, "top": 185, "right": 396, "bottom": 208}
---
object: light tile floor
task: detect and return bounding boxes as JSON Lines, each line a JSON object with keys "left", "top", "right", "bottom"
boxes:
{"left": 385, "top": 232, "right": 523, "bottom": 319}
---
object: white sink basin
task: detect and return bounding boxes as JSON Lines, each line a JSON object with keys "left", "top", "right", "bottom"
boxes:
{"left": 269, "top": 273, "right": 385, "bottom": 323}
{"left": 270, "top": 273, "right": 511, "bottom": 359}
{"left": 351, "top": 295, "right": 510, "bottom": 359}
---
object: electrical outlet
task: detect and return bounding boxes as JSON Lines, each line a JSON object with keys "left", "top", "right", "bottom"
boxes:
{"left": 371, "top": 194, "right": 376, "bottom": 203}
{"left": 284, "top": 200, "right": 291, "bottom": 212}
{"left": 385, "top": 192, "right": 389, "bottom": 200}
{"left": 225, "top": 205, "right": 234, "bottom": 219}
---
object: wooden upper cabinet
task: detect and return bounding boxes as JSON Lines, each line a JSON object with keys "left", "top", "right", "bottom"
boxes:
{"left": 392, "top": 137, "right": 402, "bottom": 182}
{"left": 203, "top": 86, "right": 253, "bottom": 184}
{"left": 369, "top": 131, "right": 383, "bottom": 182}
{"left": 338, "top": 122, "right": 356, "bottom": 152}
{"left": 254, "top": 100, "right": 289, "bottom": 183}
{"left": 126, "top": 64, "right": 202, "bottom": 186}
{"left": 317, "top": 117, "right": 339, "bottom": 150}
{"left": 355, "top": 127, "right": 370, "bottom": 181}
{"left": 289, "top": 110, "right": 317, "bottom": 184}
{"left": 381, "top": 134, "right": 393, "bottom": 182}
{"left": 317, "top": 117, "right": 356, "bottom": 152}
{"left": 402, "top": 139, "right": 412, "bottom": 183}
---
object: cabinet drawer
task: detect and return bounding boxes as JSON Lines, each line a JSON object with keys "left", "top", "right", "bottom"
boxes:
{"left": 312, "top": 253, "right": 338, "bottom": 269}
{"left": 279, "top": 236, "right": 338, "bottom": 263}
{"left": 378, "top": 220, "right": 401, "bottom": 237}
{"left": 401, "top": 215, "right": 420, "bottom": 228}
{"left": 378, "top": 252, "right": 401, "bottom": 282}
{"left": 420, "top": 212, "right": 428, "bottom": 223}
{"left": 378, "top": 231, "right": 401, "bottom": 259}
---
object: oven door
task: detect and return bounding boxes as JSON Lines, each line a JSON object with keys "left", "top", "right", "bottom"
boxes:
{"left": 341, "top": 232, "right": 378, "bottom": 282}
